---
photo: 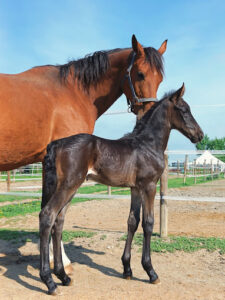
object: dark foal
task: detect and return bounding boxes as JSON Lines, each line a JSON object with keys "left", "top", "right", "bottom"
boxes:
{"left": 39, "top": 83, "right": 203, "bottom": 295}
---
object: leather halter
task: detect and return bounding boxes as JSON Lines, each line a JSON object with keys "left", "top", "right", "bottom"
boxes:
{"left": 124, "top": 52, "right": 158, "bottom": 112}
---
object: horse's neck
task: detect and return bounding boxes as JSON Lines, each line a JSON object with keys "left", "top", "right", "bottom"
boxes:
{"left": 88, "top": 49, "right": 132, "bottom": 118}
{"left": 139, "top": 101, "right": 171, "bottom": 155}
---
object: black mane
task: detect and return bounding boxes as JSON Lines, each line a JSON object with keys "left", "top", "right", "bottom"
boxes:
{"left": 123, "top": 91, "right": 173, "bottom": 139}
{"left": 58, "top": 46, "right": 164, "bottom": 90}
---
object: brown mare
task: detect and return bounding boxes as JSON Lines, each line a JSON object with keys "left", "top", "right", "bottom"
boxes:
{"left": 0, "top": 35, "right": 167, "bottom": 272}
{"left": 40, "top": 84, "right": 204, "bottom": 294}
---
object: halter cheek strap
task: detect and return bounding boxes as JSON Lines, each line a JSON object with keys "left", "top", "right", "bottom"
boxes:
{"left": 124, "top": 52, "right": 158, "bottom": 111}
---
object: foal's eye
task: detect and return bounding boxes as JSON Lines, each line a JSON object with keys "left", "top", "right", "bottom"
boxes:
{"left": 137, "top": 71, "right": 145, "bottom": 81}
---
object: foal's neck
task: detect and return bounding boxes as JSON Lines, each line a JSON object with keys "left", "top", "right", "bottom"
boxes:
{"left": 137, "top": 100, "right": 171, "bottom": 155}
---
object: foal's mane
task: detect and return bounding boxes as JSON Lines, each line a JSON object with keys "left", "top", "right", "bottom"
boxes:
{"left": 122, "top": 92, "right": 173, "bottom": 139}
{"left": 57, "top": 46, "right": 164, "bottom": 90}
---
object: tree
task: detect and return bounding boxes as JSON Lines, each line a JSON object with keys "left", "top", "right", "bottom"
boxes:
{"left": 196, "top": 135, "right": 225, "bottom": 162}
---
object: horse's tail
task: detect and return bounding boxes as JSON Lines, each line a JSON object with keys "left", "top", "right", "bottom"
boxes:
{"left": 41, "top": 142, "right": 58, "bottom": 209}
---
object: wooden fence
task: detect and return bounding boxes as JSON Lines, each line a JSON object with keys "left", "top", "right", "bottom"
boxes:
{"left": 1, "top": 150, "right": 225, "bottom": 237}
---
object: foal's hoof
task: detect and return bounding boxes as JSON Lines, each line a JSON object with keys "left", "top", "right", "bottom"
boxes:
{"left": 48, "top": 287, "right": 62, "bottom": 296}
{"left": 65, "top": 264, "right": 74, "bottom": 275}
{"left": 123, "top": 270, "right": 133, "bottom": 280}
{"left": 150, "top": 278, "right": 161, "bottom": 285}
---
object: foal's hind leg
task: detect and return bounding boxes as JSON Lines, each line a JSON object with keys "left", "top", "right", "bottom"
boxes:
{"left": 51, "top": 201, "right": 72, "bottom": 287}
{"left": 122, "top": 187, "right": 141, "bottom": 279}
{"left": 39, "top": 189, "right": 75, "bottom": 295}
{"left": 141, "top": 182, "right": 160, "bottom": 284}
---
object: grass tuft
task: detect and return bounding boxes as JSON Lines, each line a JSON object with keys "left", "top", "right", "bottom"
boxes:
{"left": 121, "top": 233, "right": 225, "bottom": 254}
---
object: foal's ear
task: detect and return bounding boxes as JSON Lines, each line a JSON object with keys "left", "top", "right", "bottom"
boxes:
{"left": 170, "top": 83, "right": 185, "bottom": 104}
{"left": 132, "top": 34, "right": 145, "bottom": 57}
{"left": 158, "top": 39, "right": 168, "bottom": 55}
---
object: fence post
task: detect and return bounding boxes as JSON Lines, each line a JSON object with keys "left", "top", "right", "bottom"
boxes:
{"left": 107, "top": 186, "right": 111, "bottom": 195}
{"left": 211, "top": 159, "right": 213, "bottom": 181}
{"left": 194, "top": 160, "right": 197, "bottom": 184}
{"left": 7, "top": 171, "right": 11, "bottom": 192}
{"left": 160, "top": 152, "right": 168, "bottom": 238}
{"left": 183, "top": 155, "right": 188, "bottom": 184}
{"left": 177, "top": 160, "right": 180, "bottom": 176}
{"left": 203, "top": 160, "right": 206, "bottom": 181}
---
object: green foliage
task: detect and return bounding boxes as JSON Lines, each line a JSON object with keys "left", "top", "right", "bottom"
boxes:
{"left": 196, "top": 134, "right": 225, "bottom": 162}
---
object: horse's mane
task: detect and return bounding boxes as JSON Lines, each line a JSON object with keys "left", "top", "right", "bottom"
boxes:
{"left": 58, "top": 46, "right": 164, "bottom": 90}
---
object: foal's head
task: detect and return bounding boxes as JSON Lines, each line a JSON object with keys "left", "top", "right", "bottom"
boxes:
{"left": 169, "top": 84, "right": 204, "bottom": 143}
{"left": 123, "top": 35, "right": 167, "bottom": 118}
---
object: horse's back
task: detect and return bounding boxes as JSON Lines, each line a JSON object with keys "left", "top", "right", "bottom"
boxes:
{"left": 0, "top": 68, "right": 95, "bottom": 170}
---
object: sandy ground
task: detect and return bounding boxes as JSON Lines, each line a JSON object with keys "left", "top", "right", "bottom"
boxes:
{"left": 0, "top": 180, "right": 225, "bottom": 299}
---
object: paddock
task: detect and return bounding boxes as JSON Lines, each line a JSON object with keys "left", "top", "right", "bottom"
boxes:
{"left": 0, "top": 173, "right": 225, "bottom": 299}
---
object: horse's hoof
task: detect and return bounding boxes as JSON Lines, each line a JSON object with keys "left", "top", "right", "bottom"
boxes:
{"left": 65, "top": 264, "right": 74, "bottom": 275}
{"left": 150, "top": 278, "right": 161, "bottom": 285}
{"left": 48, "top": 287, "right": 62, "bottom": 296}
{"left": 67, "top": 278, "right": 74, "bottom": 286}
{"left": 62, "top": 276, "right": 73, "bottom": 286}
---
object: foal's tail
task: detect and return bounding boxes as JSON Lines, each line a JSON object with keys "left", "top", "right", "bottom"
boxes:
{"left": 41, "top": 142, "right": 58, "bottom": 209}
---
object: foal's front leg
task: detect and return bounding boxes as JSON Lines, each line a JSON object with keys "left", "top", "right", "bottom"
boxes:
{"left": 141, "top": 182, "right": 160, "bottom": 284}
{"left": 122, "top": 187, "right": 141, "bottom": 279}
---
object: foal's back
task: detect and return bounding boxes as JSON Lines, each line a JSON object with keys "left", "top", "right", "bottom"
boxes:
{"left": 46, "top": 133, "right": 138, "bottom": 188}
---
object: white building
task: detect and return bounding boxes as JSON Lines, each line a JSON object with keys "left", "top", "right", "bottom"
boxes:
{"left": 195, "top": 150, "right": 225, "bottom": 171}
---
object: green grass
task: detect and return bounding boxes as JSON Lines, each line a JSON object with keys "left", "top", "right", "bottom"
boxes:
{"left": 121, "top": 233, "right": 225, "bottom": 254}
{"left": 62, "top": 230, "right": 95, "bottom": 242}
{"left": 78, "top": 184, "right": 107, "bottom": 194}
{"left": 0, "top": 197, "right": 104, "bottom": 219}
{"left": 0, "top": 201, "right": 41, "bottom": 218}
{"left": 0, "top": 195, "right": 40, "bottom": 203}
{"left": 0, "top": 228, "right": 95, "bottom": 243}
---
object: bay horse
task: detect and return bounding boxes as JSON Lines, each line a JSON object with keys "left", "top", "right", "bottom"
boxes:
{"left": 0, "top": 35, "right": 167, "bottom": 272}
{"left": 39, "top": 84, "right": 204, "bottom": 294}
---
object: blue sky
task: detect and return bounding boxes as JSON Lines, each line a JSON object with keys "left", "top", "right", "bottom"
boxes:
{"left": 0, "top": 0, "right": 224, "bottom": 159}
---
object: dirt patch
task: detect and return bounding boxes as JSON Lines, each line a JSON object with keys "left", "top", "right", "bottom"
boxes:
{"left": 0, "top": 180, "right": 225, "bottom": 299}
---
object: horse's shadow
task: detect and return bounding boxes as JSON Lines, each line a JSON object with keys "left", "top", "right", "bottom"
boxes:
{"left": 0, "top": 229, "right": 145, "bottom": 294}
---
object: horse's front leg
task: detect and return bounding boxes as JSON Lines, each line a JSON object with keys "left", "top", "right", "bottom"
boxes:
{"left": 141, "top": 182, "right": 160, "bottom": 284}
{"left": 122, "top": 187, "right": 141, "bottom": 279}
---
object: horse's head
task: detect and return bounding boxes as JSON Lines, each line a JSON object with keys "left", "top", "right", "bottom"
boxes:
{"left": 169, "top": 84, "right": 204, "bottom": 143}
{"left": 123, "top": 35, "right": 167, "bottom": 118}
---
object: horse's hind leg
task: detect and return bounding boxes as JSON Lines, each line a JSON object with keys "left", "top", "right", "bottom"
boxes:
{"left": 121, "top": 187, "right": 141, "bottom": 279}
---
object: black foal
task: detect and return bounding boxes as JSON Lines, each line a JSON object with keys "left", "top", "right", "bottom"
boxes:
{"left": 39, "top": 84, "right": 203, "bottom": 294}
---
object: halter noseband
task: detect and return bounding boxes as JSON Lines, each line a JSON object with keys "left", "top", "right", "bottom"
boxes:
{"left": 124, "top": 52, "right": 158, "bottom": 112}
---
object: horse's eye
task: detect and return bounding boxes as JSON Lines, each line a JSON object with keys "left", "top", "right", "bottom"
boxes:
{"left": 137, "top": 71, "right": 145, "bottom": 81}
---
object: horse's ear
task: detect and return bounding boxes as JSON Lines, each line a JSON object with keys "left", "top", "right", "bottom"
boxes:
{"left": 158, "top": 39, "right": 168, "bottom": 55}
{"left": 170, "top": 83, "right": 185, "bottom": 104}
{"left": 132, "top": 34, "right": 145, "bottom": 57}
